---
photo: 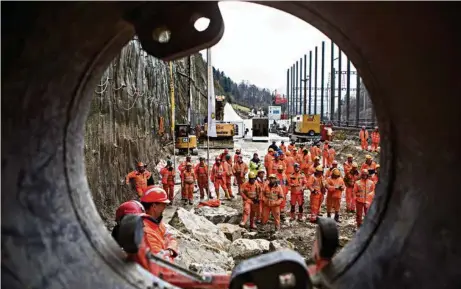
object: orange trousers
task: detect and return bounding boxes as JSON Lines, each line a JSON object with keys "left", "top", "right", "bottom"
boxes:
{"left": 279, "top": 187, "right": 288, "bottom": 213}
{"left": 226, "top": 179, "right": 233, "bottom": 198}
{"left": 310, "top": 192, "right": 323, "bottom": 222}
{"left": 213, "top": 178, "right": 227, "bottom": 199}
{"left": 184, "top": 183, "right": 194, "bottom": 200}
{"left": 290, "top": 192, "right": 304, "bottom": 219}
{"left": 163, "top": 184, "right": 174, "bottom": 202}
{"left": 236, "top": 176, "right": 244, "bottom": 194}
{"left": 322, "top": 154, "right": 328, "bottom": 167}
{"left": 326, "top": 192, "right": 341, "bottom": 213}
{"left": 361, "top": 140, "right": 368, "bottom": 150}
{"left": 262, "top": 205, "right": 281, "bottom": 229}
{"left": 197, "top": 180, "right": 209, "bottom": 199}
{"left": 136, "top": 187, "right": 144, "bottom": 198}
{"left": 241, "top": 201, "right": 259, "bottom": 228}
{"left": 356, "top": 201, "right": 368, "bottom": 227}
{"left": 371, "top": 142, "right": 379, "bottom": 152}
{"left": 345, "top": 187, "right": 356, "bottom": 211}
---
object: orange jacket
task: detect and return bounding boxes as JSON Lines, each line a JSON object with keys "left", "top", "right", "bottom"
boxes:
{"left": 159, "top": 168, "right": 175, "bottom": 185}
{"left": 288, "top": 172, "right": 306, "bottom": 194}
{"left": 264, "top": 153, "right": 274, "bottom": 168}
{"left": 233, "top": 162, "right": 249, "bottom": 178}
{"left": 343, "top": 161, "right": 354, "bottom": 175}
{"left": 310, "top": 146, "right": 321, "bottom": 160}
{"left": 306, "top": 175, "right": 326, "bottom": 194}
{"left": 359, "top": 130, "right": 369, "bottom": 141}
{"left": 178, "top": 161, "right": 188, "bottom": 177}
{"left": 262, "top": 184, "right": 284, "bottom": 206}
{"left": 270, "top": 160, "right": 286, "bottom": 175}
{"left": 307, "top": 163, "right": 320, "bottom": 176}
{"left": 126, "top": 170, "right": 152, "bottom": 190}
{"left": 361, "top": 161, "right": 377, "bottom": 171}
{"left": 280, "top": 144, "right": 287, "bottom": 153}
{"left": 223, "top": 160, "right": 233, "bottom": 181}
{"left": 371, "top": 131, "right": 380, "bottom": 144}
{"left": 353, "top": 179, "right": 375, "bottom": 203}
{"left": 210, "top": 163, "right": 226, "bottom": 182}
{"left": 276, "top": 172, "right": 288, "bottom": 194}
{"left": 241, "top": 181, "right": 261, "bottom": 202}
{"left": 194, "top": 163, "right": 208, "bottom": 181}
{"left": 344, "top": 169, "right": 360, "bottom": 188}
{"left": 233, "top": 154, "right": 240, "bottom": 165}
{"left": 326, "top": 177, "right": 345, "bottom": 198}
{"left": 327, "top": 148, "right": 336, "bottom": 164}
{"left": 300, "top": 153, "right": 311, "bottom": 170}
{"left": 181, "top": 170, "right": 196, "bottom": 184}
{"left": 133, "top": 214, "right": 178, "bottom": 271}
{"left": 288, "top": 144, "right": 295, "bottom": 154}
{"left": 284, "top": 156, "right": 295, "bottom": 175}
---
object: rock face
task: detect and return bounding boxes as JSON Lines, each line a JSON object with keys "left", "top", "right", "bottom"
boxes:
{"left": 195, "top": 205, "right": 241, "bottom": 225}
{"left": 270, "top": 239, "right": 295, "bottom": 251}
{"left": 169, "top": 208, "right": 231, "bottom": 251}
{"left": 85, "top": 38, "right": 207, "bottom": 224}
{"left": 217, "top": 223, "right": 247, "bottom": 241}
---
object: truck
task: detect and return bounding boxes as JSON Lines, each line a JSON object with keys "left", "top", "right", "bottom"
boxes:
{"left": 289, "top": 114, "right": 322, "bottom": 143}
{"left": 252, "top": 117, "right": 269, "bottom": 142}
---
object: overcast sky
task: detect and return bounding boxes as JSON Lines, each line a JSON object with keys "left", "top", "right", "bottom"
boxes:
{"left": 199, "top": 1, "right": 358, "bottom": 97}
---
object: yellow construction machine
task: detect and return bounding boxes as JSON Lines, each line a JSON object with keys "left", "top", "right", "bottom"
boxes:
{"left": 289, "top": 114, "right": 322, "bottom": 142}
{"left": 175, "top": 124, "right": 198, "bottom": 155}
{"left": 198, "top": 95, "right": 235, "bottom": 149}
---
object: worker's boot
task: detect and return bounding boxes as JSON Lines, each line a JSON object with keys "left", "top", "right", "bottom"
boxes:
{"left": 327, "top": 212, "right": 331, "bottom": 218}
{"left": 297, "top": 213, "right": 304, "bottom": 222}
{"left": 334, "top": 213, "right": 341, "bottom": 223}
{"left": 290, "top": 212, "right": 295, "bottom": 221}
{"left": 188, "top": 199, "right": 193, "bottom": 205}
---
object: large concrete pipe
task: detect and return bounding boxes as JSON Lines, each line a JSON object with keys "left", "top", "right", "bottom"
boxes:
{"left": 2, "top": 2, "right": 460, "bottom": 289}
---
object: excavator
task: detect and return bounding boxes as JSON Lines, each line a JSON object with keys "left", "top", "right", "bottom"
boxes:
{"left": 117, "top": 215, "right": 339, "bottom": 289}
{"left": 199, "top": 95, "right": 235, "bottom": 149}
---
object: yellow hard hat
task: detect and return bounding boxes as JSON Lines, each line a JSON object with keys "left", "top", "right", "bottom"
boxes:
{"left": 352, "top": 162, "right": 358, "bottom": 168}
{"left": 332, "top": 168, "right": 341, "bottom": 176}
{"left": 365, "top": 155, "right": 372, "bottom": 159}
{"left": 346, "top": 154, "right": 353, "bottom": 158}
{"left": 269, "top": 148, "right": 274, "bottom": 152}
{"left": 286, "top": 151, "right": 291, "bottom": 156}
{"left": 277, "top": 165, "right": 284, "bottom": 170}
{"left": 269, "top": 174, "right": 277, "bottom": 179}
{"left": 361, "top": 169, "right": 369, "bottom": 175}
{"left": 315, "top": 165, "right": 324, "bottom": 172}
{"left": 248, "top": 172, "right": 257, "bottom": 179}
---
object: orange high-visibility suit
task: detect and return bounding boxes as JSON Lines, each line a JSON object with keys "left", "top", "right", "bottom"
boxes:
{"left": 181, "top": 170, "right": 196, "bottom": 201}
{"left": 325, "top": 166, "right": 340, "bottom": 178}
{"left": 322, "top": 146, "right": 329, "bottom": 167}
{"left": 126, "top": 170, "right": 152, "bottom": 197}
{"left": 307, "top": 163, "right": 319, "bottom": 176}
{"left": 325, "top": 177, "right": 345, "bottom": 214}
{"left": 310, "top": 146, "right": 321, "bottom": 161}
{"left": 224, "top": 159, "right": 234, "bottom": 198}
{"left": 288, "top": 144, "right": 295, "bottom": 154}
{"left": 300, "top": 153, "right": 312, "bottom": 175}
{"left": 210, "top": 163, "right": 227, "bottom": 199}
{"left": 159, "top": 167, "right": 175, "bottom": 202}
{"left": 326, "top": 147, "right": 336, "bottom": 168}
{"left": 344, "top": 170, "right": 359, "bottom": 211}
{"left": 371, "top": 131, "right": 380, "bottom": 152}
{"left": 194, "top": 163, "right": 209, "bottom": 199}
{"left": 261, "top": 184, "right": 285, "bottom": 229}
{"left": 297, "top": 149, "right": 305, "bottom": 163}
{"left": 361, "top": 161, "right": 377, "bottom": 171}
{"left": 359, "top": 129, "right": 369, "bottom": 150}
{"left": 288, "top": 172, "right": 307, "bottom": 220}
{"left": 343, "top": 161, "right": 354, "bottom": 175}
{"left": 276, "top": 172, "right": 288, "bottom": 213}
{"left": 256, "top": 178, "right": 267, "bottom": 222}
{"left": 132, "top": 214, "right": 179, "bottom": 273}
{"left": 233, "top": 161, "right": 249, "bottom": 194}
{"left": 240, "top": 181, "right": 261, "bottom": 228}
{"left": 264, "top": 153, "right": 274, "bottom": 175}
{"left": 270, "top": 160, "right": 286, "bottom": 175}
{"left": 280, "top": 144, "right": 287, "bottom": 153}
{"left": 178, "top": 161, "right": 188, "bottom": 199}
{"left": 306, "top": 174, "right": 326, "bottom": 222}
{"left": 284, "top": 154, "right": 295, "bottom": 176}
{"left": 353, "top": 179, "right": 376, "bottom": 227}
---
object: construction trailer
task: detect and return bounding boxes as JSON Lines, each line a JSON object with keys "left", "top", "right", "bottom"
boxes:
{"left": 289, "top": 114, "right": 322, "bottom": 143}
{"left": 252, "top": 117, "right": 269, "bottom": 142}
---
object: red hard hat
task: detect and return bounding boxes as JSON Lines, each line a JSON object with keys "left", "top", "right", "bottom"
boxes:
{"left": 115, "top": 200, "right": 145, "bottom": 222}
{"left": 140, "top": 185, "right": 170, "bottom": 204}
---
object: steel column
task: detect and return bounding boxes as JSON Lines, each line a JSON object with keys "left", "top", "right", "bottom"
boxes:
{"left": 330, "top": 41, "right": 335, "bottom": 121}
{"left": 299, "top": 57, "right": 303, "bottom": 114}
{"left": 303, "top": 54, "right": 307, "bottom": 114}
{"left": 314, "top": 46, "right": 318, "bottom": 114}
{"left": 320, "top": 41, "right": 325, "bottom": 120}
{"left": 295, "top": 61, "right": 299, "bottom": 115}
{"left": 286, "top": 68, "right": 290, "bottom": 117}
{"left": 308, "top": 51, "right": 312, "bottom": 114}
{"left": 337, "top": 50, "right": 342, "bottom": 125}
{"left": 346, "top": 59, "right": 351, "bottom": 126}
{"left": 356, "top": 74, "right": 361, "bottom": 126}
{"left": 291, "top": 65, "right": 295, "bottom": 117}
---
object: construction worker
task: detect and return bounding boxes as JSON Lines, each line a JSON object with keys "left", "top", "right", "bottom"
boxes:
{"left": 344, "top": 162, "right": 359, "bottom": 212}
{"left": 219, "top": 149, "right": 230, "bottom": 162}
{"left": 159, "top": 161, "right": 175, "bottom": 204}
{"left": 325, "top": 160, "right": 339, "bottom": 178}
{"left": 284, "top": 151, "right": 295, "bottom": 176}
{"left": 353, "top": 169, "right": 376, "bottom": 228}
{"left": 178, "top": 156, "right": 192, "bottom": 201}
{"left": 255, "top": 169, "right": 267, "bottom": 223}
{"left": 194, "top": 157, "right": 210, "bottom": 200}
{"left": 371, "top": 164, "right": 380, "bottom": 184}
{"left": 297, "top": 144, "right": 306, "bottom": 161}
{"left": 233, "top": 149, "right": 242, "bottom": 186}
{"left": 181, "top": 163, "right": 196, "bottom": 205}
{"left": 307, "top": 156, "right": 321, "bottom": 176}
{"left": 264, "top": 148, "right": 275, "bottom": 175}
{"left": 262, "top": 174, "right": 285, "bottom": 231}
{"left": 233, "top": 155, "right": 249, "bottom": 195}
{"left": 326, "top": 144, "right": 336, "bottom": 168}
{"left": 325, "top": 168, "right": 345, "bottom": 222}
{"left": 359, "top": 126, "right": 369, "bottom": 151}
{"left": 300, "top": 148, "right": 312, "bottom": 175}
{"left": 210, "top": 157, "right": 227, "bottom": 200}
{"left": 306, "top": 165, "right": 326, "bottom": 223}
{"left": 293, "top": 147, "right": 301, "bottom": 164}
{"left": 224, "top": 154, "right": 235, "bottom": 199}
{"left": 288, "top": 163, "right": 306, "bottom": 221}
{"left": 126, "top": 161, "right": 153, "bottom": 198}
{"left": 343, "top": 154, "right": 354, "bottom": 175}
{"left": 239, "top": 172, "right": 261, "bottom": 229}
{"left": 275, "top": 165, "right": 288, "bottom": 220}
{"left": 270, "top": 153, "right": 286, "bottom": 175}
{"left": 310, "top": 142, "right": 321, "bottom": 161}
{"left": 361, "top": 155, "right": 377, "bottom": 171}
{"left": 280, "top": 141, "right": 287, "bottom": 153}
{"left": 249, "top": 153, "right": 262, "bottom": 175}
{"left": 370, "top": 126, "right": 380, "bottom": 152}
{"left": 288, "top": 141, "right": 296, "bottom": 154}
{"left": 112, "top": 200, "right": 145, "bottom": 245}
{"left": 133, "top": 186, "right": 178, "bottom": 272}
{"left": 322, "top": 141, "right": 330, "bottom": 168}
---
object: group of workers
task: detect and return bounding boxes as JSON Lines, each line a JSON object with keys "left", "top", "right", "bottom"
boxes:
{"left": 359, "top": 126, "right": 380, "bottom": 152}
